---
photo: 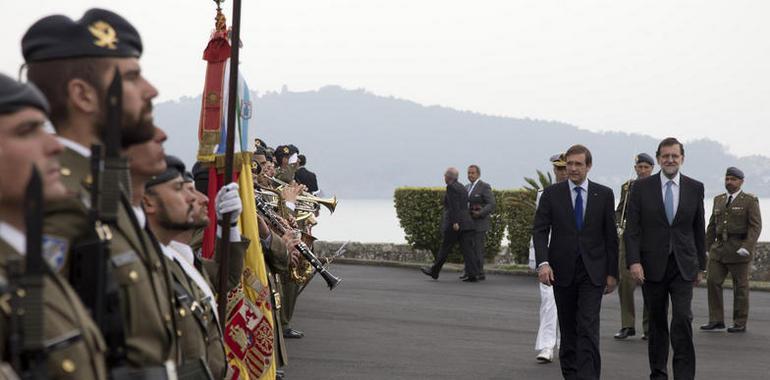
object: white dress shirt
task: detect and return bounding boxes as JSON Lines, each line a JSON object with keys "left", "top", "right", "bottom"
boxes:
{"left": 660, "top": 171, "right": 681, "bottom": 214}
{"left": 467, "top": 179, "right": 480, "bottom": 195}
{"left": 0, "top": 222, "right": 26, "bottom": 255}
{"left": 57, "top": 136, "right": 91, "bottom": 158}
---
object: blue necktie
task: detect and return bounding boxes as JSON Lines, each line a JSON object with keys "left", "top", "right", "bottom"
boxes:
{"left": 574, "top": 187, "right": 584, "bottom": 231}
{"left": 664, "top": 180, "right": 675, "bottom": 224}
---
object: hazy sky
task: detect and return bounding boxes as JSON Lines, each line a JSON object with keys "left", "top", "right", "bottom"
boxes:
{"left": 3, "top": 1, "right": 768, "bottom": 156}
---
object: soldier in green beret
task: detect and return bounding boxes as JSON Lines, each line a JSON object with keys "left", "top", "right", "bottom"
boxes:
{"left": 701, "top": 167, "right": 762, "bottom": 333}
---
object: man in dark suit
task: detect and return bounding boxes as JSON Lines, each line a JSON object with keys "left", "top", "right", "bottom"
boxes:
{"left": 421, "top": 167, "right": 477, "bottom": 281}
{"left": 624, "top": 137, "right": 706, "bottom": 380}
{"left": 295, "top": 154, "right": 320, "bottom": 194}
{"left": 465, "top": 164, "right": 496, "bottom": 280}
{"left": 533, "top": 144, "right": 618, "bottom": 380}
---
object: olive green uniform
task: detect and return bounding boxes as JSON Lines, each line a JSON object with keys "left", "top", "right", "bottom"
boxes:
{"left": 705, "top": 192, "right": 762, "bottom": 327}
{"left": 263, "top": 234, "right": 291, "bottom": 366}
{"left": 168, "top": 238, "right": 247, "bottom": 379}
{"left": 616, "top": 180, "right": 649, "bottom": 333}
{"left": 43, "top": 148, "right": 179, "bottom": 371}
{"left": 0, "top": 237, "right": 108, "bottom": 379}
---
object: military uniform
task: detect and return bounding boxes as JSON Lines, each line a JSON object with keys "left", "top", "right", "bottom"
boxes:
{"left": 44, "top": 148, "right": 179, "bottom": 371}
{"left": 615, "top": 179, "right": 649, "bottom": 335}
{"left": 705, "top": 191, "right": 762, "bottom": 328}
{"left": 0, "top": 227, "right": 108, "bottom": 379}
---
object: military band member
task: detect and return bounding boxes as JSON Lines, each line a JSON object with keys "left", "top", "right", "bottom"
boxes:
{"left": 274, "top": 145, "right": 299, "bottom": 184}
{"left": 701, "top": 167, "right": 762, "bottom": 333}
{"left": 614, "top": 153, "right": 653, "bottom": 340}
{"left": 24, "top": 9, "right": 181, "bottom": 374}
{"left": 0, "top": 73, "right": 108, "bottom": 379}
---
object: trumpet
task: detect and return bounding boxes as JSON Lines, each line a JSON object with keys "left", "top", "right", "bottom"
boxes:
{"left": 254, "top": 187, "right": 336, "bottom": 215}
{"left": 267, "top": 177, "right": 338, "bottom": 214}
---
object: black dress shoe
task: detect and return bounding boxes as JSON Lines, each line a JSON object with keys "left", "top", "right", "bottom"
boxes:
{"left": 421, "top": 267, "right": 438, "bottom": 279}
{"left": 700, "top": 321, "right": 725, "bottom": 330}
{"left": 614, "top": 327, "right": 636, "bottom": 340}
{"left": 459, "top": 273, "right": 468, "bottom": 280}
{"left": 462, "top": 275, "right": 478, "bottom": 282}
{"left": 641, "top": 333, "right": 648, "bottom": 341}
{"left": 478, "top": 274, "right": 486, "bottom": 281}
{"left": 727, "top": 325, "right": 746, "bottom": 333}
{"left": 283, "top": 328, "right": 304, "bottom": 339}
{"left": 276, "top": 369, "right": 285, "bottom": 379}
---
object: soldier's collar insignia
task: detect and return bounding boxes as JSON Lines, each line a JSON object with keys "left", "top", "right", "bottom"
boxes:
{"left": 89, "top": 20, "right": 119, "bottom": 50}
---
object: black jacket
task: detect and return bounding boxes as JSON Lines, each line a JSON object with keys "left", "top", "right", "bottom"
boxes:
{"left": 532, "top": 180, "right": 619, "bottom": 287}
{"left": 442, "top": 180, "right": 474, "bottom": 232}
{"left": 624, "top": 172, "right": 706, "bottom": 282}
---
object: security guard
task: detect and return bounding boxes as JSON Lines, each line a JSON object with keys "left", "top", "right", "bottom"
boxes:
{"left": 23, "top": 9, "right": 180, "bottom": 375}
{"left": 614, "top": 153, "right": 653, "bottom": 340}
{"left": 701, "top": 167, "right": 762, "bottom": 333}
{"left": 0, "top": 73, "right": 107, "bottom": 379}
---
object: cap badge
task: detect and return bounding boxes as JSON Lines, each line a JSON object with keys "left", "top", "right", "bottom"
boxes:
{"left": 89, "top": 20, "right": 119, "bottom": 50}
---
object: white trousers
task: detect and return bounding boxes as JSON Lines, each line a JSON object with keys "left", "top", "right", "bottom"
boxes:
{"left": 535, "top": 282, "right": 560, "bottom": 351}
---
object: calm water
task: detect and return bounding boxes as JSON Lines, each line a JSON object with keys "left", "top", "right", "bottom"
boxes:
{"left": 313, "top": 198, "right": 770, "bottom": 243}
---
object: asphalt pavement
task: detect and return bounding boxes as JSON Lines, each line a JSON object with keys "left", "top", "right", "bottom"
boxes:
{"left": 284, "top": 263, "right": 770, "bottom": 380}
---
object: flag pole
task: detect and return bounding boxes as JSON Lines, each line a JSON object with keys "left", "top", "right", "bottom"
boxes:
{"left": 217, "top": 0, "right": 242, "bottom": 330}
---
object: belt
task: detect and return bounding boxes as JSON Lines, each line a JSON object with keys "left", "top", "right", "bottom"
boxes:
{"left": 717, "top": 233, "right": 748, "bottom": 242}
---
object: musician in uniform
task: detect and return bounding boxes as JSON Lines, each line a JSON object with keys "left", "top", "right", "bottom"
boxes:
{"left": 701, "top": 167, "right": 762, "bottom": 333}
{"left": 23, "top": 9, "right": 181, "bottom": 375}
{"left": 614, "top": 153, "right": 653, "bottom": 340}
{"left": 0, "top": 73, "right": 108, "bottom": 379}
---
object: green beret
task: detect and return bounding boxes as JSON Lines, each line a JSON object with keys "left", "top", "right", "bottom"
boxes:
{"left": 22, "top": 8, "right": 142, "bottom": 63}
{"left": 0, "top": 73, "right": 50, "bottom": 115}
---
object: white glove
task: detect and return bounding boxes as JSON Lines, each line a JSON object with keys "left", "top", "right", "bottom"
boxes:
{"left": 737, "top": 248, "right": 750, "bottom": 257}
{"left": 288, "top": 153, "right": 298, "bottom": 164}
{"left": 215, "top": 182, "right": 242, "bottom": 225}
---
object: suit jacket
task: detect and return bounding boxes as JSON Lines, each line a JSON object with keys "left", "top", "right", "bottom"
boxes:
{"left": 624, "top": 172, "right": 706, "bottom": 282}
{"left": 705, "top": 191, "right": 762, "bottom": 264}
{"left": 441, "top": 181, "right": 474, "bottom": 232}
{"left": 466, "top": 180, "right": 496, "bottom": 232}
{"left": 295, "top": 167, "right": 319, "bottom": 193}
{"left": 532, "top": 180, "right": 619, "bottom": 287}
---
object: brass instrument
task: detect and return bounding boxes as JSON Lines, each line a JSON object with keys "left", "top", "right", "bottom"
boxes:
{"left": 254, "top": 193, "right": 342, "bottom": 290}
{"left": 268, "top": 177, "right": 338, "bottom": 214}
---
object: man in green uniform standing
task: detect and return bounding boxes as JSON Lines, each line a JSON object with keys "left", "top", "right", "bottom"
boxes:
{"left": 23, "top": 9, "right": 181, "bottom": 376}
{"left": 701, "top": 167, "right": 762, "bottom": 333}
{"left": 614, "top": 153, "right": 653, "bottom": 340}
{"left": 0, "top": 73, "right": 108, "bottom": 379}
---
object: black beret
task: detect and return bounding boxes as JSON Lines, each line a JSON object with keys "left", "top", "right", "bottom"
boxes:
{"left": 274, "top": 145, "right": 291, "bottom": 159}
{"left": 146, "top": 155, "right": 185, "bottom": 189}
{"left": 192, "top": 161, "right": 209, "bottom": 196}
{"left": 254, "top": 138, "right": 267, "bottom": 149}
{"left": 635, "top": 153, "right": 654, "bottom": 166}
{"left": 288, "top": 144, "right": 300, "bottom": 154}
{"left": 0, "top": 73, "right": 50, "bottom": 115}
{"left": 22, "top": 8, "right": 142, "bottom": 63}
{"left": 183, "top": 171, "right": 194, "bottom": 183}
{"left": 726, "top": 167, "right": 744, "bottom": 179}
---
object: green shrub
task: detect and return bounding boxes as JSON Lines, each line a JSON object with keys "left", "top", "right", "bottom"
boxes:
{"left": 394, "top": 187, "right": 530, "bottom": 264}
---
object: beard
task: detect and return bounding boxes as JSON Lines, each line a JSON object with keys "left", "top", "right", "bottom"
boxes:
{"left": 157, "top": 203, "right": 196, "bottom": 232}
{"left": 121, "top": 103, "right": 156, "bottom": 148}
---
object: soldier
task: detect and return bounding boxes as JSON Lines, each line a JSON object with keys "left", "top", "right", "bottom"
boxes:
{"left": 701, "top": 167, "right": 762, "bottom": 333}
{"left": 0, "top": 73, "right": 107, "bottom": 379}
{"left": 145, "top": 155, "right": 247, "bottom": 378}
{"left": 23, "top": 9, "right": 181, "bottom": 375}
{"left": 614, "top": 153, "right": 653, "bottom": 340}
{"left": 274, "top": 145, "right": 299, "bottom": 184}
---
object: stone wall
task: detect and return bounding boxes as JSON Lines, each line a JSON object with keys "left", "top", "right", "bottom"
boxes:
{"left": 316, "top": 241, "right": 770, "bottom": 280}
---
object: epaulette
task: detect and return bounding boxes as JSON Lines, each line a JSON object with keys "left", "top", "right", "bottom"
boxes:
{"left": 715, "top": 193, "right": 727, "bottom": 200}
{"left": 743, "top": 192, "right": 758, "bottom": 200}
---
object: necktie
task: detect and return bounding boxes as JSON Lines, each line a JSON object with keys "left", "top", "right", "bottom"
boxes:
{"left": 664, "top": 180, "right": 675, "bottom": 224}
{"left": 574, "top": 187, "right": 584, "bottom": 231}
{"left": 726, "top": 195, "right": 733, "bottom": 208}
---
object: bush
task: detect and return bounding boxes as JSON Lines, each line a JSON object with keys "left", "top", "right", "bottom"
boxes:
{"left": 394, "top": 187, "right": 531, "bottom": 264}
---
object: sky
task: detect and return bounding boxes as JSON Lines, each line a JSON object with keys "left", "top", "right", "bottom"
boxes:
{"left": 2, "top": 0, "right": 768, "bottom": 157}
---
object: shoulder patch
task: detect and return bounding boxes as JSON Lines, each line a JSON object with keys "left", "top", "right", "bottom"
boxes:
{"left": 42, "top": 235, "right": 68, "bottom": 271}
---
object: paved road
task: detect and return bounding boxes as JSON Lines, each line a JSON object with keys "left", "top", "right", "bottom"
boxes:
{"left": 284, "top": 264, "right": 770, "bottom": 379}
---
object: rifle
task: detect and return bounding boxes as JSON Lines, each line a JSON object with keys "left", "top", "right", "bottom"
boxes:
{"left": 69, "top": 68, "right": 128, "bottom": 367}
